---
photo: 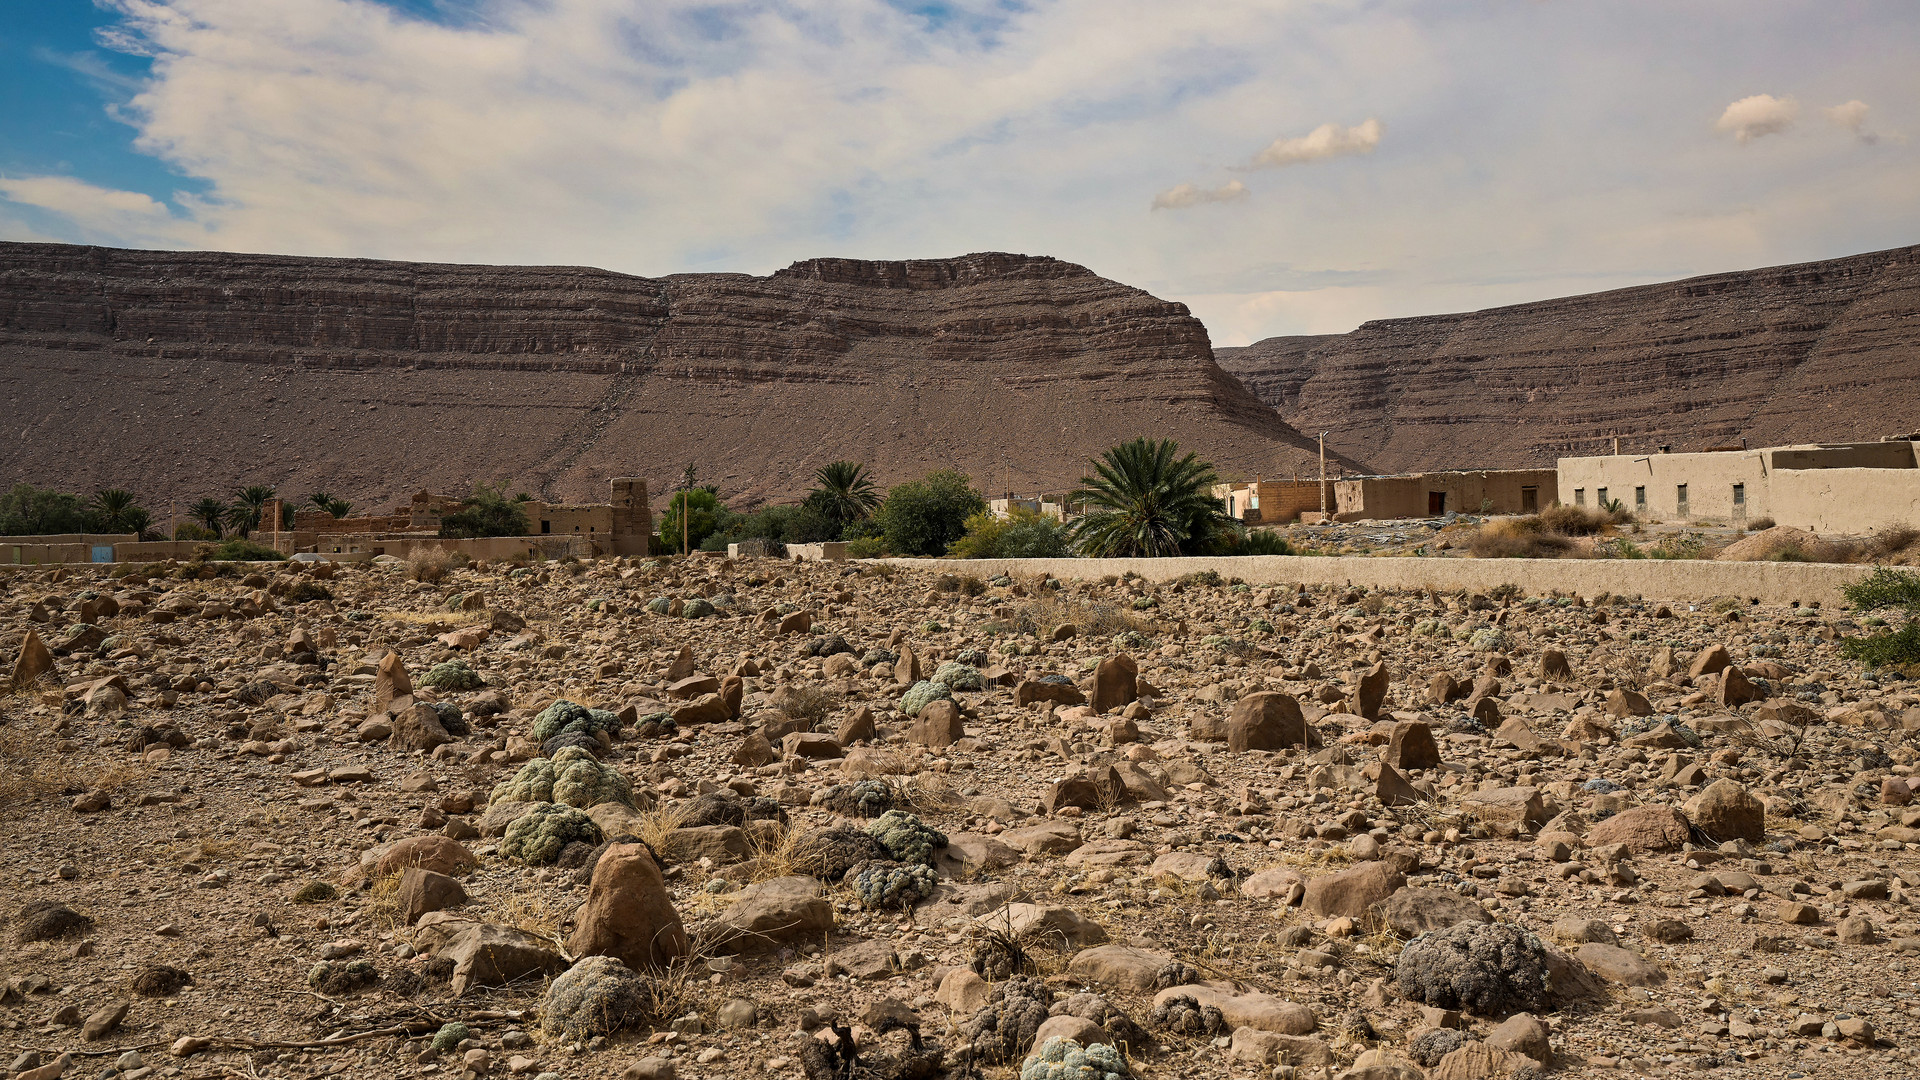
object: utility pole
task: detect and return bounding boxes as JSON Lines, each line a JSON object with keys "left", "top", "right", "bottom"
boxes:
{"left": 1318, "top": 432, "right": 1329, "bottom": 519}
{"left": 679, "top": 463, "right": 695, "bottom": 556}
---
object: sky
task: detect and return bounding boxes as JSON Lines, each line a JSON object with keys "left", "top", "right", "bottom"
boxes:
{"left": 1, "top": 1, "right": 1915, "bottom": 346}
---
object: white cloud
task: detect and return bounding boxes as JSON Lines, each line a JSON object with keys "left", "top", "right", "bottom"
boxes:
{"left": 1, "top": 1, "right": 1917, "bottom": 347}
{"left": 1246, "top": 118, "right": 1382, "bottom": 169}
{"left": 1152, "top": 180, "right": 1248, "bottom": 210}
{"left": 1826, "top": 100, "right": 1870, "bottom": 132}
{"left": 1716, "top": 93, "right": 1798, "bottom": 143}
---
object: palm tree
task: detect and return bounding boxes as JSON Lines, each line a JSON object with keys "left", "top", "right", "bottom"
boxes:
{"left": 325, "top": 499, "right": 353, "bottom": 519}
{"left": 1066, "top": 437, "right": 1231, "bottom": 558}
{"left": 228, "top": 485, "right": 277, "bottom": 537}
{"left": 121, "top": 506, "right": 156, "bottom": 540}
{"left": 89, "top": 488, "right": 139, "bottom": 532}
{"left": 307, "top": 492, "right": 335, "bottom": 512}
{"left": 188, "top": 497, "right": 228, "bottom": 538}
{"left": 805, "top": 461, "right": 881, "bottom": 527}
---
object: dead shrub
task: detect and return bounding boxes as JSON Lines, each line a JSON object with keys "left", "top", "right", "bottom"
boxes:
{"left": 777, "top": 684, "right": 839, "bottom": 727}
{"left": 409, "top": 547, "right": 467, "bottom": 584}
{"left": 1469, "top": 519, "right": 1572, "bottom": 559}
{"left": 1876, "top": 523, "right": 1920, "bottom": 560}
{"left": 1745, "top": 516, "right": 1776, "bottom": 531}
{"left": 1538, "top": 503, "right": 1620, "bottom": 536}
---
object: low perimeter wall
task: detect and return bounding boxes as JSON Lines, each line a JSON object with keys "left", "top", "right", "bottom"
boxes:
{"left": 879, "top": 555, "right": 1876, "bottom": 607}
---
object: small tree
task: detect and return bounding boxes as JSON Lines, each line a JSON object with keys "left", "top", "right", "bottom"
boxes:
{"left": 187, "top": 497, "right": 229, "bottom": 539}
{"left": 656, "top": 488, "right": 723, "bottom": 554}
{"left": 805, "top": 461, "right": 881, "bottom": 533}
{"left": 949, "top": 506, "right": 1072, "bottom": 559}
{"left": 876, "top": 470, "right": 986, "bottom": 556}
{"left": 227, "top": 485, "right": 278, "bottom": 537}
{"left": 1067, "top": 437, "right": 1231, "bottom": 557}
{"left": 0, "top": 484, "right": 89, "bottom": 535}
{"left": 1840, "top": 568, "right": 1920, "bottom": 670}
{"left": 439, "top": 483, "right": 533, "bottom": 538}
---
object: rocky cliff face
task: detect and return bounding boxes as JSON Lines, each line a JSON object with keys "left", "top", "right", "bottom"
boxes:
{"left": 1214, "top": 244, "right": 1920, "bottom": 473}
{"left": 0, "top": 243, "right": 1344, "bottom": 512}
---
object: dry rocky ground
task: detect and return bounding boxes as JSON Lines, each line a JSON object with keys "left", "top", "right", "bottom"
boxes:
{"left": 3, "top": 552, "right": 1920, "bottom": 1080}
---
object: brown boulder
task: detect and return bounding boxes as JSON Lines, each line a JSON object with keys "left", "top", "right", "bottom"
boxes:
{"left": 1352, "top": 663, "right": 1389, "bottom": 721}
{"left": 1227, "top": 692, "right": 1310, "bottom": 752}
{"left": 396, "top": 868, "right": 467, "bottom": 925}
{"left": 1719, "top": 666, "right": 1764, "bottom": 707}
{"left": 374, "top": 835, "right": 477, "bottom": 880}
{"left": 373, "top": 652, "right": 411, "bottom": 713}
{"left": 1091, "top": 653, "right": 1138, "bottom": 714}
{"left": 1015, "top": 679, "right": 1086, "bottom": 708}
{"left": 1539, "top": 649, "right": 1573, "bottom": 680}
{"left": 909, "top": 699, "right": 966, "bottom": 748}
{"left": 1604, "top": 689, "right": 1653, "bottom": 717}
{"left": 10, "top": 628, "right": 52, "bottom": 688}
{"left": 1683, "top": 779, "right": 1764, "bottom": 843}
{"left": 391, "top": 702, "right": 453, "bottom": 753}
{"left": 1586, "top": 804, "right": 1691, "bottom": 853}
{"left": 1303, "top": 860, "right": 1405, "bottom": 918}
{"left": 1689, "top": 644, "right": 1731, "bottom": 678}
{"left": 1045, "top": 767, "right": 1125, "bottom": 813}
{"left": 1383, "top": 720, "right": 1440, "bottom": 771}
{"left": 568, "top": 843, "right": 691, "bottom": 970}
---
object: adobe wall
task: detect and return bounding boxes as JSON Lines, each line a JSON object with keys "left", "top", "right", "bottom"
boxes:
{"left": 1338, "top": 470, "right": 1555, "bottom": 519}
{"left": 1557, "top": 452, "right": 1769, "bottom": 523}
{"left": 880, "top": 554, "right": 1873, "bottom": 606}
{"left": 1768, "top": 468, "right": 1920, "bottom": 533}
{"left": 1767, "top": 442, "right": 1919, "bottom": 470}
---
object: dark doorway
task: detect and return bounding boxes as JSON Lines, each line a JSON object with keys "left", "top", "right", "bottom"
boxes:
{"left": 1427, "top": 491, "right": 1446, "bottom": 515}
{"left": 1520, "top": 487, "right": 1538, "bottom": 513}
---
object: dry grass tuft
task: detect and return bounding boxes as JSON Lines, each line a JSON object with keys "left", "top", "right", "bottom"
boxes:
{"left": 408, "top": 547, "right": 468, "bottom": 584}
{"left": 1001, "top": 597, "right": 1151, "bottom": 638}
{"left": 0, "top": 721, "right": 149, "bottom": 814}
{"left": 1469, "top": 518, "right": 1574, "bottom": 559}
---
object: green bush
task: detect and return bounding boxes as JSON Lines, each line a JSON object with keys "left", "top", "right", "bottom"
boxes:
{"left": 439, "top": 483, "right": 532, "bottom": 539}
{"left": 876, "top": 470, "right": 986, "bottom": 556}
{"left": 0, "top": 483, "right": 90, "bottom": 535}
{"left": 699, "top": 501, "right": 841, "bottom": 553}
{"left": 949, "top": 507, "right": 1072, "bottom": 559}
{"left": 1840, "top": 567, "right": 1920, "bottom": 670}
{"left": 656, "top": 488, "right": 723, "bottom": 554}
{"left": 203, "top": 538, "right": 287, "bottom": 561}
{"left": 846, "top": 536, "right": 889, "bottom": 559}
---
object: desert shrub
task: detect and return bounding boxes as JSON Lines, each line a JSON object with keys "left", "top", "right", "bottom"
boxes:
{"left": 1224, "top": 528, "right": 1297, "bottom": 556}
{"left": 16, "top": 901, "right": 92, "bottom": 942}
{"left": 776, "top": 684, "right": 839, "bottom": 725}
{"left": 1746, "top": 516, "right": 1777, "bottom": 531}
{"left": 530, "top": 700, "right": 622, "bottom": 743}
{"left": 867, "top": 810, "right": 946, "bottom": 866}
{"left": 1544, "top": 502, "right": 1629, "bottom": 533}
{"left": 848, "top": 859, "right": 938, "bottom": 909}
{"left": 898, "top": 680, "right": 952, "bottom": 718}
{"left": 846, "top": 536, "right": 889, "bottom": 559}
{"left": 930, "top": 662, "right": 985, "bottom": 692}
{"left": 541, "top": 956, "right": 648, "bottom": 1041}
{"left": 201, "top": 538, "right": 287, "bottom": 561}
{"left": 1395, "top": 922, "right": 1549, "bottom": 1016}
{"left": 1020, "top": 1037, "right": 1129, "bottom": 1080}
{"left": 877, "top": 470, "right": 987, "bottom": 556}
{"left": 1876, "top": 522, "right": 1920, "bottom": 559}
{"left": 491, "top": 746, "right": 635, "bottom": 809}
{"left": 171, "top": 522, "right": 219, "bottom": 542}
{"left": 1840, "top": 567, "right": 1920, "bottom": 669}
{"left": 501, "top": 802, "right": 603, "bottom": 865}
{"left": 1152, "top": 993, "right": 1227, "bottom": 1036}
{"left": 438, "top": 483, "right": 532, "bottom": 539}
{"left": 793, "top": 826, "right": 890, "bottom": 881}
{"left": 420, "top": 659, "right": 483, "bottom": 691}
{"left": 1469, "top": 519, "right": 1571, "bottom": 559}
{"left": 308, "top": 960, "right": 379, "bottom": 993}
{"left": 949, "top": 507, "right": 1073, "bottom": 559}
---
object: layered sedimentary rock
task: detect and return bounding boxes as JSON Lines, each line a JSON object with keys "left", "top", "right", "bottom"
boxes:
{"left": 0, "top": 243, "right": 1345, "bottom": 509}
{"left": 1215, "top": 245, "right": 1920, "bottom": 472}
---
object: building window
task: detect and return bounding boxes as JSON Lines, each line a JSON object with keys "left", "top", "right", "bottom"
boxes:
{"left": 1597, "top": 487, "right": 1609, "bottom": 507}
{"left": 1635, "top": 486, "right": 1646, "bottom": 511}
{"left": 1732, "top": 483, "right": 1745, "bottom": 506}
{"left": 1574, "top": 488, "right": 1585, "bottom": 506}
{"left": 1676, "top": 484, "right": 1689, "bottom": 514}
